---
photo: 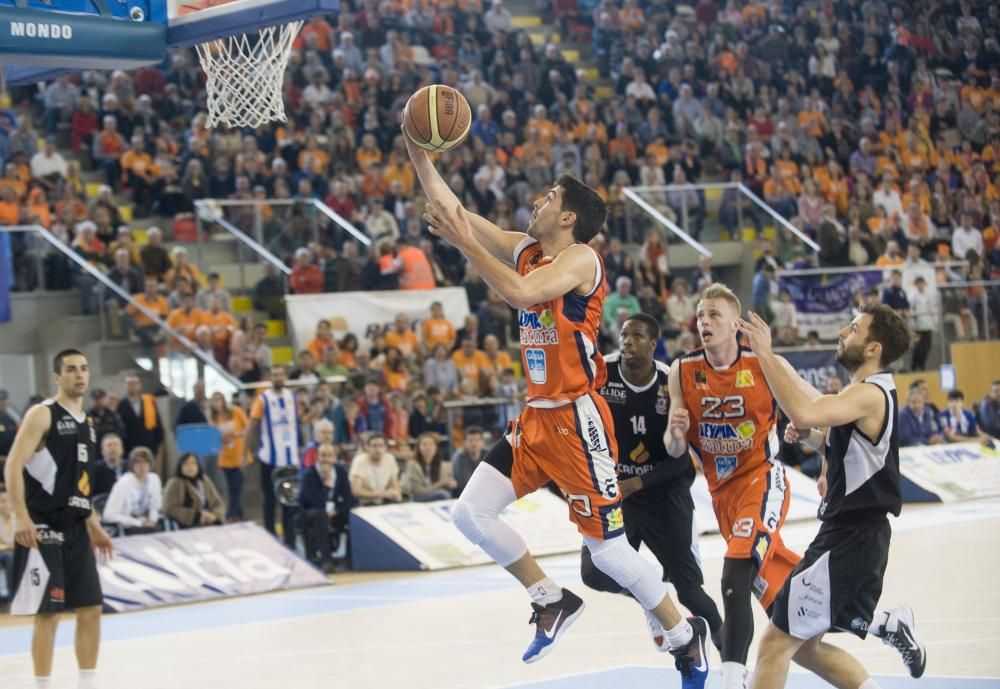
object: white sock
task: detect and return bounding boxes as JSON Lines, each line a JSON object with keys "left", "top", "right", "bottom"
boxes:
{"left": 722, "top": 661, "right": 749, "bottom": 689}
{"left": 859, "top": 679, "right": 881, "bottom": 689}
{"left": 79, "top": 669, "right": 98, "bottom": 689}
{"left": 526, "top": 577, "right": 563, "bottom": 606}
{"left": 665, "top": 618, "right": 694, "bottom": 649}
{"left": 35, "top": 678, "right": 51, "bottom": 689}
{"left": 869, "top": 610, "right": 890, "bottom": 637}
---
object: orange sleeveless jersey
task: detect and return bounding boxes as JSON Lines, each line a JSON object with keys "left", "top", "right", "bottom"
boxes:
{"left": 678, "top": 345, "right": 780, "bottom": 491}
{"left": 514, "top": 237, "right": 607, "bottom": 406}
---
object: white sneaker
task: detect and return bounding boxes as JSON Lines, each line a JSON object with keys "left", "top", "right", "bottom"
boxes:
{"left": 643, "top": 607, "right": 670, "bottom": 652}
{"left": 881, "top": 605, "right": 927, "bottom": 678}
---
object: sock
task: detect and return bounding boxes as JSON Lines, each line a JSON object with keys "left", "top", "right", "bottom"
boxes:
{"left": 35, "top": 678, "right": 51, "bottom": 689}
{"left": 79, "top": 669, "right": 97, "bottom": 689}
{"left": 526, "top": 577, "right": 563, "bottom": 606}
{"left": 665, "top": 618, "right": 694, "bottom": 649}
{"left": 859, "top": 679, "right": 881, "bottom": 689}
{"left": 722, "top": 661, "right": 748, "bottom": 689}
{"left": 869, "top": 610, "right": 890, "bottom": 637}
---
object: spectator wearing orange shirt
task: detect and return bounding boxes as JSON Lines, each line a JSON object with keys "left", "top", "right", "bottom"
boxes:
{"left": 164, "top": 246, "right": 206, "bottom": 292}
{"left": 290, "top": 247, "right": 324, "bottom": 294}
{"left": 452, "top": 336, "right": 490, "bottom": 390}
{"left": 482, "top": 334, "right": 512, "bottom": 376}
{"left": 385, "top": 313, "right": 421, "bottom": 361}
{"left": 126, "top": 276, "right": 169, "bottom": 354}
{"left": 203, "top": 295, "right": 237, "bottom": 364}
{"left": 166, "top": 292, "right": 205, "bottom": 349}
{"left": 421, "top": 301, "right": 456, "bottom": 351}
{"left": 382, "top": 347, "right": 410, "bottom": 393}
{"left": 92, "top": 115, "right": 125, "bottom": 190}
{"left": 396, "top": 236, "right": 435, "bottom": 290}
{"left": 120, "top": 134, "right": 161, "bottom": 218}
{"left": 382, "top": 152, "right": 415, "bottom": 196}
{"left": 875, "top": 240, "right": 906, "bottom": 267}
{"left": 307, "top": 319, "right": 337, "bottom": 362}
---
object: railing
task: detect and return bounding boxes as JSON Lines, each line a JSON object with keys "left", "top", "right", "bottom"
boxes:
{"left": 1, "top": 225, "right": 244, "bottom": 398}
{"left": 624, "top": 182, "right": 820, "bottom": 255}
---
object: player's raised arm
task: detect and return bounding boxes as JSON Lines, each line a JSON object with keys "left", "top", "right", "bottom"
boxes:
{"left": 739, "top": 312, "right": 883, "bottom": 430}
{"left": 3, "top": 404, "right": 51, "bottom": 549}
{"left": 403, "top": 128, "right": 525, "bottom": 265}
{"left": 664, "top": 361, "right": 690, "bottom": 458}
{"left": 423, "top": 200, "right": 596, "bottom": 310}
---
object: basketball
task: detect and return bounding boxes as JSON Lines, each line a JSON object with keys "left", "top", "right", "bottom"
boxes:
{"left": 402, "top": 84, "right": 473, "bottom": 152}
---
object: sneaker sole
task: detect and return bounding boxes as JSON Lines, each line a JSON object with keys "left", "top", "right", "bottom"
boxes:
{"left": 523, "top": 601, "right": 586, "bottom": 664}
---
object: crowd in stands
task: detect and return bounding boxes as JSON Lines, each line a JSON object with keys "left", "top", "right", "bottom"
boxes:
{"left": 1, "top": 0, "right": 1000, "bottom": 576}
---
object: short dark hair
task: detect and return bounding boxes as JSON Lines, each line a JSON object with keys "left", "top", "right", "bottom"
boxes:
{"left": 464, "top": 425, "right": 484, "bottom": 438}
{"left": 859, "top": 303, "right": 912, "bottom": 367}
{"left": 624, "top": 312, "right": 661, "bottom": 341}
{"left": 53, "top": 348, "right": 85, "bottom": 373}
{"left": 556, "top": 174, "right": 608, "bottom": 243}
{"left": 947, "top": 390, "right": 965, "bottom": 401}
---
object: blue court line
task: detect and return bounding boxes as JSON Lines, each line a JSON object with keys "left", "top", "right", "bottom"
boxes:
{"left": 503, "top": 667, "right": 1000, "bottom": 689}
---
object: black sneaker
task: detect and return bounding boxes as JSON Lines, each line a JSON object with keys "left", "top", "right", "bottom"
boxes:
{"left": 880, "top": 605, "right": 926, "bottom": 678}
{"left": 521, "top": 588, "right": 586, "bottom": 663}
{"left": 669, "top": 616, "right": 710, "bottom": 689}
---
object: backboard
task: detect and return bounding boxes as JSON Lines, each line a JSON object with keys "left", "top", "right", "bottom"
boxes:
{"left": 0, "top": 0, "right": 339, "bottom": 83}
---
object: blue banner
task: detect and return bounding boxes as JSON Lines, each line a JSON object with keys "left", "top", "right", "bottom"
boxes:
{"left": 779, "top": 347, "right": 848, "bottom": 391}
{"left": 778, "top": 271, "right": 883, "bottom": 338}
{"left": 96, "top": 523, "right": 330, "bottom": 613}
{"left": 0, "top": 232, "right": 10, "bottom": 323}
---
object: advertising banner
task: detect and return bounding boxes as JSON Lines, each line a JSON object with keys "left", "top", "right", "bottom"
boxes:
{"left": 97, "top": 523, "right": 329, "bottom": 612}
{"left": 285, "top": 287, "right": 470, "bottom": 350}
{"left": 900, "top": 441, "right": 1000, "bottom": 502}
{"left": 778, "top": 347, "right": 848, "bottom": 391}
{"left": 778, "top": 270, "right": 882, "bottom": 339}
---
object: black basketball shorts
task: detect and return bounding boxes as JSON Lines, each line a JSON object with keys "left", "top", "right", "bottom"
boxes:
{"left": 771, "top": 516, "right": 891, "bottom": 640}
{"left": 10, "top": 517, "right": 103, "bottom": 615}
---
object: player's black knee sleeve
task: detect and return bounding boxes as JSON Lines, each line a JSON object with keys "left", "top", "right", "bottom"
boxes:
{"left": 676, "top": 585, "right": 723, "bottom": 638}
{"left": 579, "top": 545, "right": 624, "bottom": 594}
{"left": 720, "top": 557, "right": 756, "bottom": 664}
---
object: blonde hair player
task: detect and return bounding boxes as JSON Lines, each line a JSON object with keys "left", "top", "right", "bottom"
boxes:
{"left": 404, "top": 120, "right": 711, "bottom": 686}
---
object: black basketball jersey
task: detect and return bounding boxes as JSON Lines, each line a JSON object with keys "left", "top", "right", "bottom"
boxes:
{"left": 23, "top": 400, "right": 96, "bottom": 523}
{"left": 820, "top": 372, "right": 902, "bottom": 521}
{"left": 599, "top": 353, "right": 694, "bottom": 503}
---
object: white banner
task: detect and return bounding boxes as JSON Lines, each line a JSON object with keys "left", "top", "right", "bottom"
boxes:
{"left": 285, "top": 287, "right": 471, "bottom": 350}
{"left": 352, "top": 490, "right": 582, "bottom": 570}
{"left": 900, "top": 441, "right": 1000, "bottom": 502}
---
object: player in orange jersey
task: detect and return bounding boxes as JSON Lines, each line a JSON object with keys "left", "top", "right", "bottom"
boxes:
{"left": 406, "top": 132, "right": 710, "bottom": 687}
{"left": 666, "top": 283, "right": 811, "bottom": 689}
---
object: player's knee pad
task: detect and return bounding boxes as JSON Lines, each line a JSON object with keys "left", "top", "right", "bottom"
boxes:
{"left": 584, "top": 535, "right": 667, "bottom": 610}
{"left": 451, "top": 499, "right": 488, "bottom": 545}
{"left": 580, "top": 546, "right": 624, "bottom": 594}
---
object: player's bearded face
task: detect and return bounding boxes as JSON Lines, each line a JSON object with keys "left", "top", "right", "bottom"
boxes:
{"left": 836, "top": 315, "right": 871, "bottom": 372}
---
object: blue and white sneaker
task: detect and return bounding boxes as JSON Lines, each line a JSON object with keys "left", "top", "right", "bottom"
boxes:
{"left": 521, "top": 588, "right": 586, "bottom": 664}
{"left": 670, "top": 616, "right": 710, "bottom": 689}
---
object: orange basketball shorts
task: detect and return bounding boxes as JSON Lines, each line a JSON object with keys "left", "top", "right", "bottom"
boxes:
{"left": 711, "top": 459, "right": 801, "bottom": 609}
{"left": 507, "top": 392, "right": 625, "bottom": 541}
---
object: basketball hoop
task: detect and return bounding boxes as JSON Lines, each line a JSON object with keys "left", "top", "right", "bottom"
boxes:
{"left": 195, "top": 20, "right": 302, "bottom": 129}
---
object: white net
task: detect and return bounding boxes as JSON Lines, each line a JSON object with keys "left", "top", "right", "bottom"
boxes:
{"left": 195, "top": 20, "right": 303, "bottom": 129}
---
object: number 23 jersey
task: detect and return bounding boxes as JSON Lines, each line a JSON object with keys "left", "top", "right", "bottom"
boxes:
{"left": 677, "top": 345, "right": 779, "bottom": 491}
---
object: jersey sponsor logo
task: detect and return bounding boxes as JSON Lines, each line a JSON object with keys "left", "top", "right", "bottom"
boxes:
{"left": 600, "top": 384, "right": 628, "bottom": 404}
{"left": 78, "top": 471, "right": 91, "bottom": 496}
{"left": 585, "top": 415, "right": 609, "bottom": 453}
{"left": 629, "top": 441, "right": 651, "bottom": 464}
{"left": 525, "top": 348, "right": 547, "bottom": 384}
{"left": 716, "top": 455, "right": 738, "bottom": 480}
{"left": 752, "top": 532, "right": 771, "bottom": 566}
{"left": 519, "top": 308, "right": 559, "bottom": 346}
{"left": 655, "top": 394, "right": 668, "bottom": 415}
{"left": 698, "top": 422, "right": 754, "bottom": 455}
{"left": 55, "top": 418, "right": 77, "bottom": 436}
{"left": 36, "top": 528, "right": 65, "bottom": 544}
{"left": 694, "top": 370, "right": 708, "bottom": 388}
{"left": 604, "top": 506, "right": 624, "bottom": 532}
{"left": 752, "top": 574, "right": 768, "bottom": 600}
{"left": 851, "top": 617, "right": 870, "bottom": 632}
{"left": 68, "top": 496, "right": 91, "bottom": 511}
{"left": 618, "top": 462, "right": 654, "bottom": 476}
{"left": 736, "top": 370, "right": 755, "bottom": 388}
{"left": 49, "top": 586, "right": 65, "bottom": 604}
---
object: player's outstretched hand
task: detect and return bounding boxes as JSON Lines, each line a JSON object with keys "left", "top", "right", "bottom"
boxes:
{"left": 87, "top": 521, "right": 114, "bottom": 561}
{"left": 668, "top": 408, "right": 690, "bottom": 440}
{"left": 784, "top": 425, "right": 812, "bottom": 444}
{"left": 424, "top": 199, "right": 472, "bottom": 249}
{"left": 738, "top": 311, "right": 773, "bottom": 355}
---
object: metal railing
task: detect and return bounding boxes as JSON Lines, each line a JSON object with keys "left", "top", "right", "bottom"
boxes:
{"left": 1, "top": 224, "right": 243, "bottom": 397}
{"left": 625, "top": 182, "right": 820, "bottom": 254}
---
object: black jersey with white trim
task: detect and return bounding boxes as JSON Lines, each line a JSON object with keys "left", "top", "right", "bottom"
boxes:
{"left": 599, "top": 353, "right": 694, "bottom": 503}
{"left": 820, "top": 372, "right": 902, "bottom": 521}
{"left": 23, "top": 400, "right": 96, "bottom": 523}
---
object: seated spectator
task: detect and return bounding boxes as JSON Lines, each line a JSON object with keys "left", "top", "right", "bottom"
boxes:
{"left": 939, "top": 390, "right": 992, "bottom": 444}
{"left": 451, "top": 425, "right": 485, "bottom": 495}
{"left": 89, "top": 388, "right": 125, "bottom": 446}
{"left": 978, "top": 381, "right": 1000, "bottom": 439}
{"left": 104, "top": 247, "right": 145, "bottom": 338}
{"left": 175, "top": 379, "right": 209, "bottom": 428}
{"left": 385, "top": 313, "right": 421, "bottom": 361}
{"left": 401, "top": 432, "right": 456, "bottom": 502}
{"left": 482, "top": 334, "right": 512, "bottom": 377}
{"left": 93, "top": 432, "right": 127, "bottom": 497}
{"left": 30, "top": 138, "right": 68, "bottom": 192}
{"left": 302, "top": 418, "right": 335, "bottom": 469}
{"left": 771, "top": 289, "right": 799, "bottom": 344}
{"left": 125, "top": 276, "right": 169, "bottom": 355}
{"left": 196, "top": 272, "right": 233, "bottom": 312}
{"left": 163, "top": 452, "right": 225, "bottom": 528}
{"left": 92, "top": 115, "right": 125, "bottom": 190}
{"left": 102, "top": 446, "right": 163, "bottom": 534}
{"left": 165, "top": 292, "right": 205, "bottom": 349}
{"left": 298, "top": 442, "right": 353, "bottom": 571}
{"left": 289, "top": 350, "right": 320, "bottom": 386}
{"left": 290, "top": 247, "right": 323, "bottom": 294}
{"left": 452, "top": 337, "right": 490, "bottom": 390}
{"left": 382, "top": 347, "right": 410, "bottom": 393}
{"left": 408, "top": 392, "right": 447, "bottom": 439}
{"left": 899, "top": 389, "right": 944, "bottom": 447}
{"left": 357, "top": 379, "right": 391, "bottom": 433}
{"left": 164, "top": 246, "right": 206, "bottom": 291}
{"left": 307, "top": 319, "right": 337, "bottom": 362}
{"left": 880, "top": 270, "right": 910, "bottom": 316}
{"left": 253, "top": 262, "right": 286, "bottom": 319}
{"left": 139, "top": 226, "right": 171, "bottom": 281}
{"left": 602, "top": 276, "right": 641, "bottom": 332}
{"left": 348, "top": 433, "right": 402, "bottom": 506}
{"left": 202, "top": 295, "right": 237, "bottom": 363}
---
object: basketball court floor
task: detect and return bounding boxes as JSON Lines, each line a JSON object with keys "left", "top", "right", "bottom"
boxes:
{"left": 1, "top": 498, "right": 998, "bottom": 689}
